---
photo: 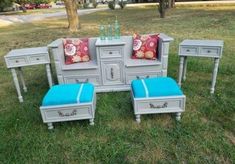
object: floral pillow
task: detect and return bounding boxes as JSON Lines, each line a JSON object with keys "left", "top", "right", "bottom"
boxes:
{"left": 132, "top": 33, "right": 159, "bottom": 60}
{"left": 63, "top": 38, "right": 90, "bottom": 64}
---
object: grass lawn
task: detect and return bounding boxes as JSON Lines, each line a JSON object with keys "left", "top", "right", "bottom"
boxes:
{"left": 0, "top": 5, "right": 234, "bottom": 163}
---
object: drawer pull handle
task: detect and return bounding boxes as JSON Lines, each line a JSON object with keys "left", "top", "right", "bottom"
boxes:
{"left": 111, "top": 68, "right": 114, "bottom": 79}
{"left": 136, "top": 75, "right": 149, "bottom": 79}
{"left": 186, "top": 49, "right": 190, "bottom": 52}
{"left": 207, "top": 50, "right": 211, "bottom": 53}
{"left": 15, "top": 60, "right": 19, "bottom": 63}
{"left": 149, "top": 102, "right": 168, "bottom": 109}
{"left": 109, "top": 51, "right": 113, "bottom": 54}
{"left": 36, "top": 58, "right": 40, "bottom": 60}
{"left": 58, "top": 109, "right": 77, "bottom": 117}
{"left": 75, "top": 78, "right": 89, "bottom": 83}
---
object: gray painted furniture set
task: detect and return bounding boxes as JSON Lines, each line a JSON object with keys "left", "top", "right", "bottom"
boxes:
{"left": 4, "top": 34, "right": 224, "bottom": 129}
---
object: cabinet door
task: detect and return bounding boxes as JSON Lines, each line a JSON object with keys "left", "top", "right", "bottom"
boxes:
{"left": 101, "top": 60, "right": 124, "bottom": 85}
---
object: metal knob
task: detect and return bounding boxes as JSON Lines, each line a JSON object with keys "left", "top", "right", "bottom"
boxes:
{"left": 15, "top": 60, "right": 18, "bottom": 63}
{"left": 109, "top": 51, "right": 113, "bottom": 54}
{"left": 186, "top": 49, "right": 190, "bottom": 52}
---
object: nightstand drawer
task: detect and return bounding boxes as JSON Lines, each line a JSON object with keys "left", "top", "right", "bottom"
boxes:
{"left": 100, "top": 47, "right": 123, "bottom": 58}
{"left": 6, "top": 57, "right": 28, "bottom": 67}
{"left": 200, "top": 47, "right": 220, "bottom": 57}
{"left": 29, "top": 54, "right": 49, "bottom": 64}
{"left": 180, "top": 46, "right": 198, "bottom": 55}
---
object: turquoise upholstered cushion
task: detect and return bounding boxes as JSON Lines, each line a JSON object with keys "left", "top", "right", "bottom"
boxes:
{"left": 42, "top": 83, "right": 94, "bottom": 107}
{"left": 131, "top": 77, "right": 183, "bottom": 98}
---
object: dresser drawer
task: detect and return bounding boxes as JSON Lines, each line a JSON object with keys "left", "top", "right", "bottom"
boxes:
{"left": 6, "top": 56, "right": 28, "bottom": 67}
{"left": 200, "top": 47, "right": 220, "bottom": 57}
{"left": 126, "top": 71, "right": 162, "bottom": 84}
{"left": 63, "top": 75, "right": 100, "bottom": 86}
{"left": 99, "top": 46, "right": 123, "bottom": 58}
{"left": 180, "top": 46, "right": 198, "bottom": 55}
{"left": 28, "top": 54, "right": 49, "bottom": 64}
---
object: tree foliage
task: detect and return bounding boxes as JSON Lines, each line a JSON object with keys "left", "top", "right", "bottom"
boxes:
{"left": 0, "top": 0, "right": 14, "bottom": 12}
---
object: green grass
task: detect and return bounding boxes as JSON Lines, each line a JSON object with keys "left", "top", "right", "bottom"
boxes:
{"left": 0, "top": 5, "right": 235, "bottom": 163}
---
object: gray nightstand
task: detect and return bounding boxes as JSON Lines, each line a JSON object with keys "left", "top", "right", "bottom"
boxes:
{"left": 4, "top": 47, "right": 53, "bottom": 102}
{"left": 178, "top": 40, "right": 224, "bottom": 94}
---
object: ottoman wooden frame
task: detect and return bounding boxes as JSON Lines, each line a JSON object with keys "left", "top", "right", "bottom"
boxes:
{"left": 131, "top": 90, "right": 186, "bottom": 123}
{"left": 40, "top": 93, "right": 96, "bottom": 130}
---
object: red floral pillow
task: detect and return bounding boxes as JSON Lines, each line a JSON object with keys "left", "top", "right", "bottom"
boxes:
{"left": 132, "top": 33, "right": 159, "bottom": 60}
{"left": 63, "top": 38, "right": 90, "bottom": 64}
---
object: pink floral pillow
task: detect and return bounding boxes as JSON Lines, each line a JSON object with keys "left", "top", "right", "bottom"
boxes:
{"left": 63, "top": 38, "right": 90, "bottom": 64}
{"left": 132, "top": 33, "right": 159, "bottom": 60}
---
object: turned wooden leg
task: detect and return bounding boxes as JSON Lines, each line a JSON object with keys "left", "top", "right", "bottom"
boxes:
{"left": 18, "top": 67, "right": 27, "bottom": 92}
{"left": 47, "top": 123, "right": 54, "bottom": 130}
{"left": 89, "top": 118, "right": 94, "bottom": 125}
{"left": 136, "top": 114, "right": 141, "bottom": 123}
{"left": 178, "top": 56, "right": 185, "bottom": 87}
{"left": 182, "top": 57, "right": 187, "bottom": 81}
{"left": 211, "top": 58, "right": 220, "bottom": 94}
{"left": 11, "top": 68, "right": 23, "bottom": 103}
{"left": 176, "top": 113, "right": 181, "bottom": 121}
{"left": 46, "top": 64, "right": 53, "bottom": 88}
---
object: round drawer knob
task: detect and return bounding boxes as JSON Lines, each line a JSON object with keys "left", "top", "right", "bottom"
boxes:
{"left": 109, "top": 52, "right": 113, "bottom": 54}
{"left": 15, "top": 60, "right": 19, "bottom": 63}
{"left": 36, "top": 58, "right": 40, "bottom": 60}
{"left": 186, "top": 49, "right": 190, "bottom": 52}
{"left": 207, "top": 50, "right": 211, "bottom": 53}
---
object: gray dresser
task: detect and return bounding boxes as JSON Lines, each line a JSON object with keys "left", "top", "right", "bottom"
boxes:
{"left": 48, "top": 34, "right": 173, "bottom": 92}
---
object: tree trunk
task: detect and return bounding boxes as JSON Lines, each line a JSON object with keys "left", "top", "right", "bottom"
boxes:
{"left": 167, "top": 0, "right": 171, "bottom": 8}
{"left": 158, "top": 0, "right": 166, "bottom": 18}
{"left": 171, "top": 0, "right": 175, "bottom": 8}
{"left": 64, "top": 0, "right": 80, "bottom": 32}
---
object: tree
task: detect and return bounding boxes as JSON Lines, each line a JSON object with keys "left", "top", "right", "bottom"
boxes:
{"left": 0, "top": 0, "right": 13, "bottom": 12}
{"left": 158, "top": 0, "right": 167, "bottom": 18}
{"left": 167, "top": 0, "right": 175, "bottom": 8}
{"left": 64, "top": 0, "right": 80, "bottom": 32}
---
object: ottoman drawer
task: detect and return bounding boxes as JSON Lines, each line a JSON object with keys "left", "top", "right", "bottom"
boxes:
{"left": 134, "top": 96, "right": 185, "bottom": 114}
{"left": 40, "top": 83, "right": 96, "bottom": 129}
{"left": 40, "top": 105, "right": 93, "bottom": 123}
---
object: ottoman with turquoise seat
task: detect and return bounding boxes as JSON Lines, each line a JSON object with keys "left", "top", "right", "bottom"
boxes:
{"left": 131, "top": 77, "right": 186, "bottom": 123}
{"left": 40, "top": 83, "right": 96, "bottom": 129}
